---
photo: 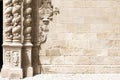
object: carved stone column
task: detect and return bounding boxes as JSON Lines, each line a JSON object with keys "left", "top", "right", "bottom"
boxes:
{"left": 22, "top": 0, "right": 33, "bottom": 77}
{"left": 2, "top": 0, "right": 23, "bottom": 79}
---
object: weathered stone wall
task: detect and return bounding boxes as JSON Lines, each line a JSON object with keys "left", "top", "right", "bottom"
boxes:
{"left": 39, "top": 0, "right": 120, "bottom": 73}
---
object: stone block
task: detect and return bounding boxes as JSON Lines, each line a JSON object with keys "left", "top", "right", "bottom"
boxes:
{"left": 61, "top": 49, "right": 83, "bottom": 56}
{"left": 95, "top": 65, "right": 120, "bottom": 73}
{"left": 41, "top": 65, "right": 95, "bottom": 74}
{"left": 90, "top": 56, "right": 120, "bottom": 65}
{"left": 90, "top": 56, "right": 105, "bottom": 65}
{"left": 85, "top": 1, "right": 117, "bottom": 8}
{"left": 64, "top": 56, "right": 90, "bottom": 65}
{"left": 67, "top": 40, "right": 89, "bottom": 49}
{"left": 51, "top": 56, "right": 65, "bottom": 65}
{"left": 97, "top": 33, "right": 115, "bottom": 40}
{"left": 89, "top": 40, "right": 109, "bottom": 49}
{"left": 107, "top": 40, "right": 120, "bottom": 49}
{"left": 46, "top": 48, "right": 61, "bottom": 56}
{"left": 39, "top": 56, "right": 51, "bottom": 65}
{"left": 83, "top": 49, "right": 100, "bottom": 56}
{"left": 108, "top": 49, "right": 120, "bottom": 56}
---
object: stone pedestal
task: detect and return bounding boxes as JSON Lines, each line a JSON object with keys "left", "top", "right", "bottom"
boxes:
{"left": 1, "top": 43, "right": 23, "bottom": 79}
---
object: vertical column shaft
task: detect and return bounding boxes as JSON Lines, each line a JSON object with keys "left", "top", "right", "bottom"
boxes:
{"left": 22, "top": 0, "right": 33, "bottom": 77}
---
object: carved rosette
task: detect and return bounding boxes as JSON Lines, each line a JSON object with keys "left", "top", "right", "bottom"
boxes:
{"left": 4, "top": 0, "right": 13, "bottom": 42}
{"left": 23, "top": 0, "right": 32, "bottom": 43}
{"left": 39, "top": 0, "right": 59, "bottom": 44}
{"left": 12, "top": 0, "right": 22, "bottom": 43}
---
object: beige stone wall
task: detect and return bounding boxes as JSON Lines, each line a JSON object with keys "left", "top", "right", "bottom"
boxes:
{"left": 39, "top": 0, "right": 120, "bottom": 73}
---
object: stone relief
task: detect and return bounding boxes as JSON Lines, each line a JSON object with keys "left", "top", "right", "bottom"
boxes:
{"left": 39, "top": 0, "right": 59, "bottom": 44}
{"left": 12, "top": 0, "right": 22, "bottom": 42}
{"left": 23, "top": 0, "right": 32, "bottom": 43}
{"left": 12, "top": 51, "right": 19, "bottom": 67}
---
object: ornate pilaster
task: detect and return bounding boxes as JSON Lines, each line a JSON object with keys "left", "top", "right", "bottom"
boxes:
{"left": 2, "top": 0, "right": 23, "bottom": 79}
{"left": 23, "top": 0, "right": 33, "bottom": 77}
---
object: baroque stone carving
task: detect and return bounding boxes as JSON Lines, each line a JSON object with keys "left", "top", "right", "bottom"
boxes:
{"left": 39, "top": 0, "right": 59, "bottom": 44}
{"left": 2, "top": 0, "right": 59, "bottom": 78}
{"left": 23, "top": 0, "right": 32, "bottom": 43}
{"left": 4, "top": 0, "right": 13, "bottom": 42}
{"left": 12, "top": 51, "right": 19, "bottom": 67}
{"left": 12, "top": 0, "right": 22, "bottom": 42}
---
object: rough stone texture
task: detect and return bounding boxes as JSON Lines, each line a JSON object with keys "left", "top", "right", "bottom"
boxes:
{"left": 39, "top": 0, "right": 120, "bottom": 74}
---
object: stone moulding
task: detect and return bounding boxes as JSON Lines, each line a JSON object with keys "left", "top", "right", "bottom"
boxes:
{"left": 2, "top": 0, "right": 59, "bottom": 79}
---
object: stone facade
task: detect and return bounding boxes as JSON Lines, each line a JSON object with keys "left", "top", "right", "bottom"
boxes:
{"left": 2, "top": 0, "right": 120, "bottom": 79}
{"left": 39, "top": 0, "right": 120, "bottom": 74}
